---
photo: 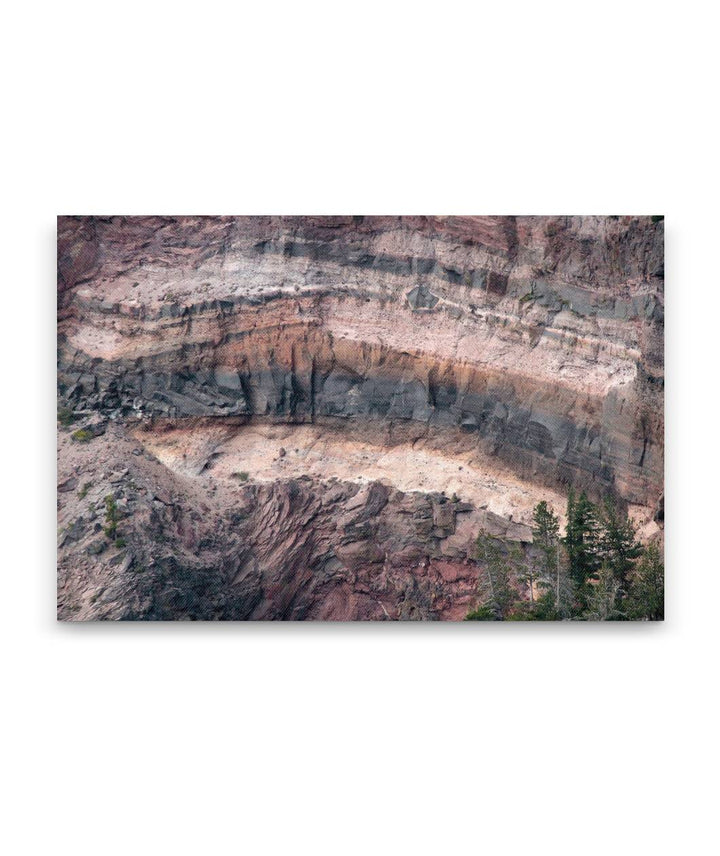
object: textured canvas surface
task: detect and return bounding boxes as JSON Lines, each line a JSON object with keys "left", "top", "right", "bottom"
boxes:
{"left": 57, "top": 216, "right": 664, "bottom": 621}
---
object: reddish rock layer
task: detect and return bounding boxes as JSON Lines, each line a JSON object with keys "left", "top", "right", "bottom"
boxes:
{"left": 58, "top": 215, "right": 663, "bottom": 510}
{"left": 57, "top": 215, "right": 664, "bottom": 620}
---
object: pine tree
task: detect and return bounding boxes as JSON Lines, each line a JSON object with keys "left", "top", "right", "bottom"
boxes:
{"left": 531, "top": 500, "right": 571, "bottom": 617}
{"left": 598, "top": 497, "right": 643, "bottom": 602}
{"left": 471, "top": 532, "right": 517, "bottom": 620}
{"left": 563, "top": 490, "right": 601, "bottom": 610}
{"left": 626, "top": 543, "right": 664, "bottom": 620}
{"left": 533, "top": 501, "right": 560, "bottom": 552}
{"left": 517, "top": 554, "right": 539, "bottom": 605}
{"left": 584, "top": 563, "right": 622, "bottom": 620}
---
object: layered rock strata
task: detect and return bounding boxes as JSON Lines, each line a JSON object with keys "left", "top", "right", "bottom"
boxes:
{"left": 59, "top": 216, "right": 663, "bottom": 507}
{"left": 57, "top": 215, "right": 664, "bottom": 619}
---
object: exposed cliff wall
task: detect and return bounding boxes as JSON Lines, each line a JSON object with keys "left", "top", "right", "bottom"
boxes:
{"left": 57, "top": 426, "right": 509, "bottom": 621}
{"left": 58, "top": 215, "right": 664, "bottom": 510}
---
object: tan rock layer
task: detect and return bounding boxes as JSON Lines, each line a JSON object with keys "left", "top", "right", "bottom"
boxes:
{"left": 58, "top": 215, "right": 664, "bottom": 512}
{"left": 57, "top": 426, "right": 509, "bottom": 621}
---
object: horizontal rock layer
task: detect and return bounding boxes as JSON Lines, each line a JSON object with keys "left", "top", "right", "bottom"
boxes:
{"left": 58, "top": 215, "right": 664, "bottom": 510}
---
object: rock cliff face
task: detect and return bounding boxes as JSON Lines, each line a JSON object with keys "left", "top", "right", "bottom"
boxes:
{"left": 57, "top": 216, "right": 664, "bottom": 620}
{"left": 57, "top": 427, "right": 494, "bottom": 621}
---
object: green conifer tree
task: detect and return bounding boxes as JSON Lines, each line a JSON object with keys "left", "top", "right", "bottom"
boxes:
{"left": 563, "top": 490, "right": 601, "bottom": 611}
{"left": 626, "top": 543, "right": 664, "bottom": 620}
{"left": 598, "top": 497, "right": 643, "bottom": 603}
{"left": 531, "top": 500, "right": 571, "bottom": 617}
{"left": 584, "top": 563, "right": 622, "bottom": 620}
{"left": 469, "top": 532, "right": 518, "bottom": 620}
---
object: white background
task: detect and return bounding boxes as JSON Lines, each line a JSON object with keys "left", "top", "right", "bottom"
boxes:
{"left": 2, "top": 1, "right": 717, "bottom": 854}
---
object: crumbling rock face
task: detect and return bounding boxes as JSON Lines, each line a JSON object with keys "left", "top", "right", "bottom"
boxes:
{"left": 57, "top": 216, "right": 664, "bottom": 620}
{"left": 57, "top": 428, "right": 503, "bottom": 620}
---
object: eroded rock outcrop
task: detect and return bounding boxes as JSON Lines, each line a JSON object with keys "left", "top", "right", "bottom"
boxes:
{"left": 57, "top": 216, "right": 664, "bottom": 619}
{"left": 57, "top": 427, "right": 506, "bottom": 620}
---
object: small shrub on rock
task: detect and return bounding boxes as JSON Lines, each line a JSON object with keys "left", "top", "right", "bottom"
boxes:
{"left": 57, "top": 406, "right": 76, "bottom": 427}
{"left": 104, "top": 494, "right": 120, "bottom": 539}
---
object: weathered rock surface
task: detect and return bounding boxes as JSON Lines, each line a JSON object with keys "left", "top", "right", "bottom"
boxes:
{"left": 57, "top": 427, "right": 504, "bottom": 620}
{"left": 57, "top": 216, "right": 664, "bottom": 620}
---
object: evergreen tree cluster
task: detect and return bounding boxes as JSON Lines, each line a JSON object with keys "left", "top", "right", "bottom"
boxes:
{"left": 466, "top": 491, "right": 664, "bottom": 621}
